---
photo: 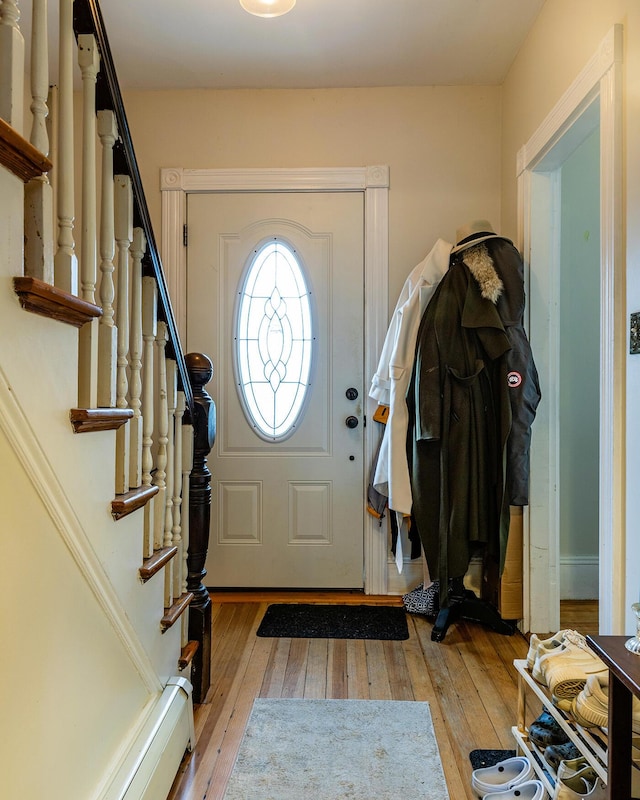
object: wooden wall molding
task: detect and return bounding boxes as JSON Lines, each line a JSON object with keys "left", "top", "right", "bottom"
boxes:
{"left": 516, "top": 24, "right": 623, "bottom": 634}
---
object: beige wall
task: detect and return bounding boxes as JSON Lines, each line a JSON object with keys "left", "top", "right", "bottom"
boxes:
{"left": 501, "top": 0, "right": 640, "bottom": 241}
{"left": 501, "top": 0, "right": 640, "bottom": 629}
{"left": 122, "top": 85, "right": 502, "bottom": 304}
{"left": 0, "top": 427, "right": 153, "bottom": 798}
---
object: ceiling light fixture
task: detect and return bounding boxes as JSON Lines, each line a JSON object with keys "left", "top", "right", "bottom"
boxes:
{"left": 239, "top": 0, "right": 296, "bottom": 17}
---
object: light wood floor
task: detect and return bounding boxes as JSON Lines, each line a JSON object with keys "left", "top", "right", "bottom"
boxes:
{"left": 168, "top": 593, "right": 598, "bottom": 800}
{"left": 560, "top": 599, "right": 599, "bottom": 638}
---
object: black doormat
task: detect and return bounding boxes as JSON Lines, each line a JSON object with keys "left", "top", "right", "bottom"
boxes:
{"left": 256, "top": 603, "right": 409, "bottom": 640}
{"left": 469, "top": 749, "right": 517, "bottom": 770}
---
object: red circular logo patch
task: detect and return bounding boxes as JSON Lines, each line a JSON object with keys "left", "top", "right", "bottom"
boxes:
{"left": 507, "top": 371, "right": 522, "bottom": 388}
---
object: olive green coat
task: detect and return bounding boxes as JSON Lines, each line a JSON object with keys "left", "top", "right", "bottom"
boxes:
{"left": 407, "top": 257, "right": 512, "bottom": 604}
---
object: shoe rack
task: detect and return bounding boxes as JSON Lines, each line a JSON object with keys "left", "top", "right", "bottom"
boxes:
{"left": 512, "top": 659, "right": 608, "bottom": 796}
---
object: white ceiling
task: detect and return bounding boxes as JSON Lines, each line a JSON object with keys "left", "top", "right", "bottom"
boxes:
{"left": 84, "top": 0, "right": 546, "bottom": 90}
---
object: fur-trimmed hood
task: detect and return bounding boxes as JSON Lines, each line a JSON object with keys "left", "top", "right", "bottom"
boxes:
{"left": 462, "top": 243, "right": 503, "bottom": 304}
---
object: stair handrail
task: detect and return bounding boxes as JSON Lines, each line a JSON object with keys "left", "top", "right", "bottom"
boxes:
{"left": 72, "top": 0, "right": 193, "bottom": 411}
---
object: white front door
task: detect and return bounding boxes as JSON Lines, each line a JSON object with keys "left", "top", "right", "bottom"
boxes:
{"left": 186, "top": 191, "right": 365, "bottom": 588}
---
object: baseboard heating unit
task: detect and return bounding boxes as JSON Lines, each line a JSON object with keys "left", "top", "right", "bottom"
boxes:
{"left": 105, "top": 677, "right": 195, "bottom": 800}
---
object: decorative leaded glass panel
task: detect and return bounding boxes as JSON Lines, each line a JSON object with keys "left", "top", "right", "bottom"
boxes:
{"left": 234, "top": 239, "right": 314, "bottom": 441}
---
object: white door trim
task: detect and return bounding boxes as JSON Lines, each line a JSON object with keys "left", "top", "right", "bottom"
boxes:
{"left": 517, "top": 25, "right": 623, "bottom": 633}
{"left": 160, "top": 166, "right": 390, "bottom": 594}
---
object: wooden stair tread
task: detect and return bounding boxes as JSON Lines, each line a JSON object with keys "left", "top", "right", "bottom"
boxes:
{"left": 14, "top": 276, "right": 102, "bottom": 328}
{"left": 178, "top": 640, "right": 199, "bottom": 670}
{"left": 0, "top": 117, "right": 52, "bottom": 182}
{"left": 111, "top": 484, "right": 159, "bottom": 520}
{"left": 161, "top": 593, "right": 194, "bottom": 632}
{"left": 139, "top": 546, "right": 178, "bottom": 583}
{"left": 70, "top": 407, "right": 134, "bottom": 433}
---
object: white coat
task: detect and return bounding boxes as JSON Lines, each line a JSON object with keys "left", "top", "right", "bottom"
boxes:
{"left": 369, "top": 238, "right": 452, "bottom": 515}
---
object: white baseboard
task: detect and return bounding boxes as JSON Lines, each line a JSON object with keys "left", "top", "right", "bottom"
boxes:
{"left": 560, "top": 555, "right": 599, "bottom": 600}
{"left": 386, "top": 558, "right": 423, "bottom": 595}
{"left": 385, "top": 554, "right": 484, "bottom": 597}
{"left": 386, "top": 554, "right": 598, "bottom": 602}
{"left": 385, "top": 552, "right": 486, "bottom": 597}
{"left": 391, "top": 555, "right": 599, "bottom": 600}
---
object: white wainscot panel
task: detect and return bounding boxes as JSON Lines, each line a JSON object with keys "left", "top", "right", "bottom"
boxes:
{"left": 218, "top": 481, "right": 262, "bottom": 544}
{"left": 288, "top": 482, "right": 332, "bottom": 545}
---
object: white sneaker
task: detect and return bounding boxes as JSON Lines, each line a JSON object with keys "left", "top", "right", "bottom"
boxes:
{"left": 554, "top": 766, "right": 606, "bottom": 799}
{"left": 482, "top": 779, "right": 546, "bottom": 799}
{"left": 471, "top": 756, "right": 534, "bottom": 796}
{"left": 556, "top": 756, "right": 589, "bottom": 781}
{"left": 571, "top": 671, "right": 640, "bottom": 732}
{"left": 537, "top": 631, "right": 607, "bottom": 699}
{"left": 527, "top": 629, "right": 572, "bottom": 682}
{"left": 570, "top": 674, "right": 608, "bottom": 729}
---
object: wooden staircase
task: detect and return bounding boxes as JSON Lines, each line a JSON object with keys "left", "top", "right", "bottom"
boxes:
{"left": 0, "top": 1, "right": 215, "bottom": 797}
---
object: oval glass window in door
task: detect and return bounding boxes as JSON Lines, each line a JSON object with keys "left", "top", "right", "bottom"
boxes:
{"left": 234, "top": 239, "right": 314, "bottom": 441}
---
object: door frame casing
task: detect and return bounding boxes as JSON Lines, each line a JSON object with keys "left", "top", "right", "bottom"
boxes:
{"left": 160, "top": 166, "right": 390, "bottom": 594}
{"left": 517, "top": 25, "right": 623, "bottom": 634}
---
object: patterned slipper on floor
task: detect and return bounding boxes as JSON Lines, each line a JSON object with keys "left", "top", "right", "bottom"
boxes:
{"left": 402, "top": 582, "right": 439, "bottom": 617}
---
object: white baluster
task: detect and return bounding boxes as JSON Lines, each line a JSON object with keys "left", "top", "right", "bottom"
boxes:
{"left": 47, "top": 84, "right": 57, "bottom": 208}
{"left": 53, "top": 0, "right": 78, "bottom": 294}
{"left": 114, "top": 175, "right": 133, "bottom": 493}
{"left": 129, "top": 227, "right": 146, "bottom": 489}
{"left": 24, "top": 0, "right": 53, "bottom": 284}
{"left": 77, "top": 34, "right": 100, "bottom": 408}
{"left": 153, "top": 321, "right": 169, "bottom": 552}
{"left": 142, "top": 277, "right": 157, "bottom": 559}
{"left": 173, "top": 390, "right": 185, "bottom": 600}
{"left": 97, "top": 109, "right": 118, "bottom": 408}
{"left": 28, "top": 0, "right": 48, "bottom": 154}
{"left": 181, "top": 419, "right": 194, "bottom": 645}
{"left": 164, "top": 359, "right": 177, "bottom": 608}
{"left": 0, "top": 0, "right": 25, "bottom": 133}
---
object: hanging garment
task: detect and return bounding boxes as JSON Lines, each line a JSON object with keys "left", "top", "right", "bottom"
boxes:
{"left": 448, "top": 220, "right": 541, "bottom": 504}
{"left": 407, "top": 248, "right": 513, "bottom": 604}
{"left": 369, "top": 238, "right": 452, "bottom": 514}
{"left": 479, "top": 238, "right": 541, "bottom": 505}
{"left": 367, "top": 423, "right": 388, "bottom": 523}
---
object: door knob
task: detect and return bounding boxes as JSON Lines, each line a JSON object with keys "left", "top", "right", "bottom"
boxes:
{"left": 345, "top": 415, "right": 359, "bottom": 429}
{"left": 345, "top": 387, "right": 359, "bottom": 400}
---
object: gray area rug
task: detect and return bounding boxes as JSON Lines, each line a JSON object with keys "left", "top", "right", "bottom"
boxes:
{"left": 222, "top": 698, "right": 450, "bottom": 800}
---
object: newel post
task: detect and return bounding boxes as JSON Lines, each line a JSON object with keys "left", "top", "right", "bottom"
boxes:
{"left": 186, "top": 352, "right": 215, "bottom": 704}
